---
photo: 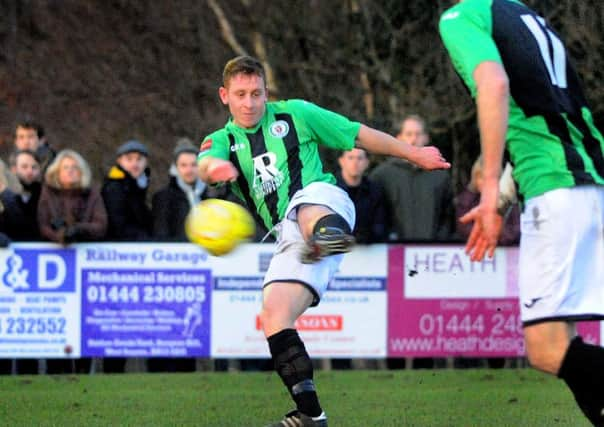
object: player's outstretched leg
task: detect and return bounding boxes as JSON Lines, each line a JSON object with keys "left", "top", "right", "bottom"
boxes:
{"left": 300, "top": 213, "right": 355, "bottom": 264}
{"left": 265, "top": 328, "right": 328, "bottom": 427}
{"left": 558, "top": 336, "right": 604, "bottom": 426}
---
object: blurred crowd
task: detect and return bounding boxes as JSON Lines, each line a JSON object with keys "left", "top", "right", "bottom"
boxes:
{"left": 0, "top": 116, "right": 520, "bottom": 374}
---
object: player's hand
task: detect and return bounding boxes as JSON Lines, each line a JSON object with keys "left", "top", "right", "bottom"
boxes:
{"left": 206, "top": 159, "right": 239, "bottom": 183}
{"left": 412, "top": 146, "right": 451, "bottom": 170}
{"left": 459, "top": 205, "right": 503, "bottom": 261}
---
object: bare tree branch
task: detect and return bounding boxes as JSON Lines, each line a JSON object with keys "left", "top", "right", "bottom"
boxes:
{"left": 206, "top": 0, "right": 247, "bottom": 56}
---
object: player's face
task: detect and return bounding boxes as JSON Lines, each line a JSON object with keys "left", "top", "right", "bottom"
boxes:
{"left": 338, "top": 149, "right": 369, "bottom": 179}
{"left": 12, "top": 153, "right": 41, "bottom": 185}
{"left": 176, "top": 152, "right": 198, "bottom": 185}
{"left": 15, "top": 126, "right": 40, "bottom": 151}
{"left": 398, "top": 119, "right": 428, "bottom": 147}
{"left": 219, "top": 73, "right": 267, "bottom": 129}
{"left": 117, "top": 152, "right": 147, "bottom": 178}
{"left": 58, "top": 157, "right": 82, "bottom": 189}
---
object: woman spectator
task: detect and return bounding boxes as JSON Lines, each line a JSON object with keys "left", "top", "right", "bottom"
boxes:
{"left": 37, "top": 149, "right": 106, "bottom": 374}
{"left": 38, "top": 149, "right": 107, "bottom": 246}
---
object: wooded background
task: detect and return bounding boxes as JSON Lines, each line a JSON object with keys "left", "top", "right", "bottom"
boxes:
{"left": 1, "top": 0, "right": 602, "bottom": 193}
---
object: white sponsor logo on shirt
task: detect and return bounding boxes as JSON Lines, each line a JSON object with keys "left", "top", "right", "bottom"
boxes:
{"left": 252, "top": 152, "right": 284, "bottom": 198}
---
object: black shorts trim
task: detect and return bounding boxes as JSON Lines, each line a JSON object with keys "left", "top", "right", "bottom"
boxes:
{"left": 522, "top": 313, "right": 604, "bottom": 327}
{"left": 263, "top": 279, "right": 320, "bottom": 307}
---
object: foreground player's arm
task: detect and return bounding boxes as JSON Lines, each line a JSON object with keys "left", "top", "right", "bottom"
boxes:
{"left": 291, "top": 99, "right": 449, "bottom": 169}
{"left": 460, "top": 61, "right": 509, "bottom": 261}
{"left": 355, "top": 125, "right": 451, "bottom": 170}
{"left": 440, "top": 2, "right": 508, "bottom": 260}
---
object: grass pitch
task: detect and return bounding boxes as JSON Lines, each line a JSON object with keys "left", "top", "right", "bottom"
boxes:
{"left": 0, "top": 369, "right": 589, "bottom": 426}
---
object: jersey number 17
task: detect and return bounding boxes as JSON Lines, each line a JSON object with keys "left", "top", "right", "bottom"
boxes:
{"left": 520, "top": 14, "right": 567, "bottom": 89}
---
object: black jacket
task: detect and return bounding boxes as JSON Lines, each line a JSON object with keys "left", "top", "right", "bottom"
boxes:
{"left": 7, "top": 181, "right": 41, "bottom": 241}
{"left": 101, "top": 165, "right": 152, "bottom": 241}
{"left": 152, "top": 175, "right": 207, "bottom": 242}
{"left": 0, "top": 189, "right": 25, "bottom": 245}
{"left": 335, "top": 173, "right": 387, "bottom": 244}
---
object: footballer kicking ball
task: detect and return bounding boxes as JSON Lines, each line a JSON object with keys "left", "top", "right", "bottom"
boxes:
{"left": 185, "top": 199, "right": 256, "bottom": 256}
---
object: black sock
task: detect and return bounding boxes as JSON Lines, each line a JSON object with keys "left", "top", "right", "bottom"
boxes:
{"left": 267, "top": 328, "right": 322, "bottom": 417}
{"left": 313, "top": 213, "right": 351, "bottom": 235}
{"left": 558, "top": 336, "right": 604, "bottom": 426}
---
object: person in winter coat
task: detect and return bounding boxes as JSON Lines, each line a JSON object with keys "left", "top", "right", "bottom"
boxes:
{"left": 102, "top": 140, "right": 152, "bottom": 241}
{"left": 9, "top": 150, "right": 42, "bottom": 241}
{"left": 370, "top": 115, "right": 454, "bottom": 242}
{"left": 152, "top": 140, "right": 209, "bottom": 242}
{"left": 37, "top": 149, "right": 107, "bottom": 245}
{"left": 335, "top": 148, "right": 387, "bottom": 243}
{"left": 37, "top": 149, "right": 106, "bottom": 375}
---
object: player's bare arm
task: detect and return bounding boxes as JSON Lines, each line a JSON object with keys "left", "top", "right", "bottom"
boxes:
{"left": 355, "top": 124, "right": 451, "bottom": 170}
{"left": 460, "top": 61, "right": 509, "bottom": 261}
{"left": 198, "top": 156, "right": 239, "bottom": 184}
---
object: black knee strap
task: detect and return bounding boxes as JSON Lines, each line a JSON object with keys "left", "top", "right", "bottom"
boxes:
{"left": 313, "top": 213, "right": 351, "bottom": 234}
{"left": 268, "top": 329, "right": 314, "bottom": 388}
{"left": 268, "top": 328, "right": 322, "bottom": 417}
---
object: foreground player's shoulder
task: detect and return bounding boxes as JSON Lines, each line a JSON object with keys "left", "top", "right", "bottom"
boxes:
{"left": 201, "top": 128, "right": 230, "bottom": 146}
{"left": 279, "top": 99, "right": 316, "bottom": 113}
{"left": 198, "top": 128, "right": 230, "bottom": 160}
{"left": 273, "top": 99, "right": 324, "bottom": 125}
{"left": 439, "top": 0, "right": 502, "bottom": 94}
{"left": 439, "top": 0, "right": 492, "bottom": 34}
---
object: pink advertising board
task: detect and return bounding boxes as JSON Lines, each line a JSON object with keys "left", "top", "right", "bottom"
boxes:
{"left": 388, "top": 245, "right": 600, "bottom": 357}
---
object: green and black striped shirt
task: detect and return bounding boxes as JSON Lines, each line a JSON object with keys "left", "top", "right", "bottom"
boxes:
{"left": 440, "top": 0, "right": 604, "bottom": 201}
{"left": 199, "top": 99, "right": 361, "bottom": 230}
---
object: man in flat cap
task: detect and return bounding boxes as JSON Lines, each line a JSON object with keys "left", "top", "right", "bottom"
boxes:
{"left": 100, "top": 140, "right": 153, "bottom": 373}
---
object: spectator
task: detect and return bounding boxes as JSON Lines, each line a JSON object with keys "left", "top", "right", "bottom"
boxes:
{"left": 14, "top": 121, "right": 56, "bottom": 172}
{"left": 102, "top": 140, "right": 152, "bottom": 242}
{"left": 9, "top": 150, "right": 42, "bottom": 241}
{"left": 455, "top": 156, "right": 520, "bottom": 245}
{"left": 336, "top": 148, "right": 387, "bottom": 243}
{"left": 370, "top": 114, "right": 454, "bottom": 242}
{"left": 101, "top": 140, "right": 151, "bottom": 373}
{"left": 148, "top": 138, "right": 207, "bottom": 373}
{"left": 38, "top": 149, "right": 107, "bottom": 245}
{"left": 4, "top": 151, "right": 43, "bottom": 374}
{"left": 334, "top": 147, "right": 387, "bottom": 370}
{"left": 37, "top": 149, "right": 107, "bottom": 374}
{"left": 0, "top": 160, "right": 16, "bottom": 375}
{"left": 0, "top": 159, "right": 22, "bottom": 246}
{"left": 152, "top": 139, "right": 208, "bottom": 242}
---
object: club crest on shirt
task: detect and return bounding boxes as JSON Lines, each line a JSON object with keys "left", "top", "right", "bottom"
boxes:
{"left": 269, "top": 120, "right": 289, "bottom": 138}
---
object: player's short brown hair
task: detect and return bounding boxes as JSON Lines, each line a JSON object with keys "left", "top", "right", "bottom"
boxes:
{"left": 222, "top": 56, "right": 266, "bottom": 87}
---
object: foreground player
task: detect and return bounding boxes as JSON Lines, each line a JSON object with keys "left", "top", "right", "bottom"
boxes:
{"left": 198, "top": 55, "right": 449, "bottom": 426}
{"left": 440, "top": 1, "right": 604, "bottom": 425}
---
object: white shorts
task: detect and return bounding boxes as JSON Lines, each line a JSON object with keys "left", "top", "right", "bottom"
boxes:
{"left": 262, "top": 182, "right": 356, "bottom": 306}
{"left": 519, "top": 185, "right": 604, "bottom": 325}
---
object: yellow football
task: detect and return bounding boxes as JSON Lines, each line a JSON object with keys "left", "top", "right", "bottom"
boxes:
{"left": 185, "top": 199, "right": 256, "bottom": 256}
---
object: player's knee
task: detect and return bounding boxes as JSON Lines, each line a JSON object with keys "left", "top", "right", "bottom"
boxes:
{"left": 259, "top": 306, "right": 289, "bottom": 335}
